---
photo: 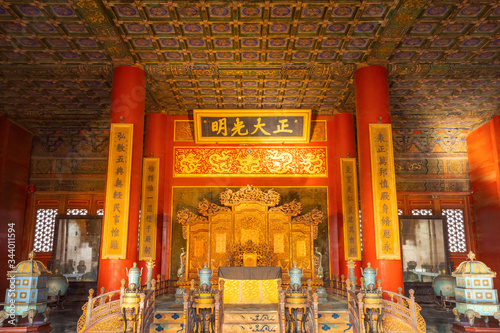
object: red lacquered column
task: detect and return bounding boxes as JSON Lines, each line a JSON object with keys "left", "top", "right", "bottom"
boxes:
{"left": 333, "top": 113, "right": 360, "bottom": 279}
{"left": 139, "top": 113, "right": 168, "bottom": 279}
{"left": 354, "top": 66, "right": 403, "bottom": 293}
{"left": 327, "top": 117, "right": 340, "bottom": 278}
{"left": 98, "top": 66, "right": 146, "bottom": 292}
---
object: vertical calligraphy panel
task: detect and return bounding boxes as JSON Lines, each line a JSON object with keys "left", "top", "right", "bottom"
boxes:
{"left": 340, "top": 158, "right": 362, "bottom": 261}
{"left": 102, "top": 124, "right": 133, "bottom": 259}
{"left": 139, "top": 158, "right": 159, "bottom": 261}
{"left": 369, "top": 124, "right": 401, "bottom": 260}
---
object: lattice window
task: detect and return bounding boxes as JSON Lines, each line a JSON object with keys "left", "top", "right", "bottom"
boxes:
{"left": 33, "top": 209, "right": 58, "bottom": 252}
{"left": 66, "top": 208, "right": 88, "bottom": 215}
{"left": 442, "top": 208, "right": 467, "bottom": 253}
{"left": 398, "top": 209, "right": 403, "bottom": 215}
{"left": 411, "top": 208, "right": 433, "bottom": 216}
{"left": 96, "top": 209, "right": 104, "bottom": 216}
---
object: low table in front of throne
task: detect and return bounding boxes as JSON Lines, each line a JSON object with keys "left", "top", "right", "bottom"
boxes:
{"left": 218, "top": 266, "right": 281, "bottom": 304}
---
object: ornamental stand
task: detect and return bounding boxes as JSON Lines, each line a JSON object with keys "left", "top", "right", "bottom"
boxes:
{"left": 360, "top": 263, "right": 384, "bottom": 333}
{"left": 284, "top": 289, "right": 308, "bottom": 333}
{"left": 451, "top": 252, "right": 500, "bottom": 332}
{"left": 194, "top": 263, "right": 215, "bottom": 333}
{"left": 362, "top": 281, "right": 384, "bottom": 333}
{"left": 0, "top": 252, "right": 52, "bottom": 332}
{"left": 282, "top": 264, "right": 318, "bottom": 333}
{"left": 121, "top": 280, "right": 142, "bottom": 333}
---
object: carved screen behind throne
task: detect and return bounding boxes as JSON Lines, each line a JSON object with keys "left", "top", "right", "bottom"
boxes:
{"left": 177, "top": 185, "right": 324, "bottom": 282}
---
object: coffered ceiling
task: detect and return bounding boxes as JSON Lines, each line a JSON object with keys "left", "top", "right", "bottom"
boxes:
{"left": 0, "top": 0, "right": 499, "bottom": 135}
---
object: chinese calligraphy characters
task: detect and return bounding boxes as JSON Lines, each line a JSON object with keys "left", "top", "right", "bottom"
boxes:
{"left": 102, "top": 124, "right": 133, "bottom": 259}
{"left": 194, "top": 110, "right": 311, "bottom": 144}
{"left": 139, "top": 158, "right": 159, "bottom": 260}
{"left": 369, "top": 124, "right": 400, "bottom": 260}
{"left": 341, "top": 158, "right": 361, "bottom": 260}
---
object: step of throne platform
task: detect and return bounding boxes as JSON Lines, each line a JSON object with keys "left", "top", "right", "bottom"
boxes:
{"left": 317, "top": 310, "right": 352, "bottom": 332}
{"left": 150, "top": 294, "right": 352, "bottom": 332}
{"left": 222, "top": 304, "right": 280, "bottom": 333}
{"left": 149, "top": 295, "right": 185, "bottom": 333}
{"left": 317, "top": 295, "right": 352, "bottom": 333}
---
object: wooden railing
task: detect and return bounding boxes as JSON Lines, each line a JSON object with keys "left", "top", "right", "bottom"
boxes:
{"left": 347, "top": 287, "right": 361, "bottom": 333}
{"left": 142, "top": 274, "right": 176, "bottom": 296}
{"left": 77, "top": 288, "right": 122, "bottom": 333}
{"left": 344, "top": 279, "right": 426, "bottom": 333}
{"left": 183, "top": 283, "right": 197, "bottom": 333}
{"left": 381, "top": 288, "right": 426, "bottom": 333}
{"left": 305, "top": 280, "right": 320, "bottom": 333}
{"left": 78, "top": 278, "right": 162, "bottom": 333}
{"left": 138, "top": 281, "right": 157, "bottom": 333}
{"left": 325, "top": 274, "right": 349, "bottom": 298}
{"left": 214, "top": 279, "right": 224, "bottom": 333}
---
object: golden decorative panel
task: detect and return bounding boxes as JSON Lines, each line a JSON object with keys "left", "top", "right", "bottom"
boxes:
{"left": 139, "top": 157, "right": 159, "bottom": 261}
{"left": 193, "top": 109, "right": 311, "bottom": 144}
{"left": 174, "top": 120, "right": 195, "bottom": 142}
{"left": 269, "top": 214, "right": 291, "bottom": 269}
{"left": 102, "top": 124, "right": 133, "bottom": 259}
{"left": 188, "top": 223, "right": 209, "bottom": 272}
{"left": 178, "top": 186, "right": 324, "bottom": 280}
{"left": 291, "top": 224, "right": 313, "bottom": 270}
{"left": 235, "top": 210, "right": 267, "bottom": 245}
{"left": 340, "top": 158, "right": 362, "bottom": 261}
{"left": 210, "top": 220, "right": 231, "bottom": 271}
{"left": 311, "top": 120, "right": 327, "bottom": 142}
{"left": 215, "top": 234, "right": 226, "bottom": 254}
{"left": 173, "top": 147, "right": 327, "bottom": 177}
{"left": 370, "top": 124, "right": 401, "bottom": 260}
{"left": 274, "top": 234, "right": 285, "bottom": 254}
{"left": 222, "top": 185, "right": 281, "bottom": 207}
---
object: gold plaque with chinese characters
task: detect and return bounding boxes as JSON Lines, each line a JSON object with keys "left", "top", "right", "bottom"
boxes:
{"left": 139, "top": 158, "right": 159, "bottom": 261}
{"left": 340, "top": 158, "right": 361, "bottom": 261}
{"left": 193, "top": 109, "right": 311, "bottom": 143}
{"left": 102, "top": 124, "right": 133, "bottom": 259}
{"left": 369, "top": 124, "right": 401, "bottom": 260}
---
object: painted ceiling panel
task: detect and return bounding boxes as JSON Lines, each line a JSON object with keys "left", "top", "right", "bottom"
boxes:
{"left": 0, "top": 0, "right": 498, "bottom": 135}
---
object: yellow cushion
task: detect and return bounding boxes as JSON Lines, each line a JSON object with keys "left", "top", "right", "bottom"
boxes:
{"left": 219, "top": 278, "right": 279, "bottom": 304}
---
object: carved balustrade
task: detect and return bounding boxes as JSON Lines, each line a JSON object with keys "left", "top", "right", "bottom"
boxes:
{"left": 141, "top": 274, "right": 176, "bottom": 296}
{"left": 77, "top": 280, "right": 158, "bottom": 333}
{"left": 344, "top": 278, "right": 426, "bottom": 333}
{"left": 77, "top": 288, "right": 122, "bottom": 332}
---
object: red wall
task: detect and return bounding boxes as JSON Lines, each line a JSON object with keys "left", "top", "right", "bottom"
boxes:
{"left": 158, "top": 115, "right": 344, "bottom": 278}
{"left": 0, "top": 116, "right": 32, "bottom": 295}
{"left": 467, "top": 116, "right": 500, "bottom": 286}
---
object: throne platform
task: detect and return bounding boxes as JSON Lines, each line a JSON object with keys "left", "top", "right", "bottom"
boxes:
{"left": 150, "top": 294, "right": 351, "bottom": 333}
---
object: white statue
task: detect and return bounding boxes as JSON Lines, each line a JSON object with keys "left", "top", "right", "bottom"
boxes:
{"left": 177, "top": 247, "right": 186, "bottom": 278}
{"left": 315, "top": 247, "right": 324, "bottom": 280}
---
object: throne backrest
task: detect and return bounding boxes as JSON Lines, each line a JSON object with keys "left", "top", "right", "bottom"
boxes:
{"left": 243, "top": 253, "right": 257, "bottom": 267}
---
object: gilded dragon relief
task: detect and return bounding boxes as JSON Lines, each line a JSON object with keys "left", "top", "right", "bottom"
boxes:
{"left": 173, "top": 147, "right": 328, "bottom": 177}
{"left": 177, "top": 185, "right": 325, "bottom": 281}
